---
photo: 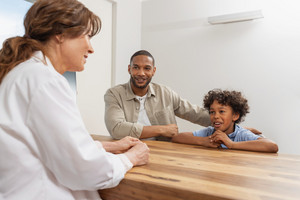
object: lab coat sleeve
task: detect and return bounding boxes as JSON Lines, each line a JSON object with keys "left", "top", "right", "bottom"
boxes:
{"left": 26, "top": 77, "right": 128, "bottom": 190}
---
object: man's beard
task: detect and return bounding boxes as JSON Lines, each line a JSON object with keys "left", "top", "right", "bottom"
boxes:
{"left": 130, "top": 75, "right": 152, "bottom": 89}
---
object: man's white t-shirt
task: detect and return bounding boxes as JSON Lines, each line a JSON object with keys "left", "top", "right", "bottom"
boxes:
{"left": 136, "top": 94, "right": 156, "bottom": 140}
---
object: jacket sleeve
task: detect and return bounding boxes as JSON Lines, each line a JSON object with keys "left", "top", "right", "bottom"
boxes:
{"left": 169, "top": 88, "right": 211, "bottom": 127}
{"left": 104, "top": 89, "right": 143, "bottom": 139}
{"left": 26, "top": 78, "right": 128, "bottom": 190}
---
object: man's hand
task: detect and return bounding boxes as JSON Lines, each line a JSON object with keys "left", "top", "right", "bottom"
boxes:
{"left": 140, "top": 124, "right": 179, "bottom": 139}
{"left": 244, "top": 127, "right": 262, "bottom": 135}
{"left": 161, "top": 124, "right": 179, "bottom": 137}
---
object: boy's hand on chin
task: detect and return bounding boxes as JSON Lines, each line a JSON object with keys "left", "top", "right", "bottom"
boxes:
{"left": 210, "top": 130, "right": 234, "bottom": 149}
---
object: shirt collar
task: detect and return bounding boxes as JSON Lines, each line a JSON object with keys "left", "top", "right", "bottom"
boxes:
{"left": 32, "top": 51, "right": 47, "bottom": 65}
{"left": 227, "top": 124, "right": 239, "bottom": 139}
{"left": 125, "top": 81, "right": 156, "bottom": 101}
{"left": 147, "top": 83, "right": 156, "bottom": 97}
{"left": 32, "top": 51, "right": 58, "bottom": 75}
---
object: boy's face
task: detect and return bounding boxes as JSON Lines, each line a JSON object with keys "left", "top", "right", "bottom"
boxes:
{"left": 209, "top": 100, "right": 240, "bottom": 134}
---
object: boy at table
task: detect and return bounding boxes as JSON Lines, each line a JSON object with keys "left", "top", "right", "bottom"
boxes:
{"left": 172, "top": 89, "right": 278, "bottom": 153}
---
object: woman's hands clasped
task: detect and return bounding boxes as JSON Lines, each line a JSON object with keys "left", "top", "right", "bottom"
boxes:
{"left": 114, "top": 136, "right": 140, "bottom": 153}
{"left": 118, "top": 136, "right": 150, "bottom": 166}
{"left": 101, "top": 136, "right": 150, "bottom": 166}
{"left": 125, "top": 141, "right": 149, "bottom": 166}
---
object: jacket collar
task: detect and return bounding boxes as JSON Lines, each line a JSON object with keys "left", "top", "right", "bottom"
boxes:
{"left": 227, "top": 124, "right": 239, "bottom": 139}
{"left": 125, "top": 81, "right": 156, "bottom": 101}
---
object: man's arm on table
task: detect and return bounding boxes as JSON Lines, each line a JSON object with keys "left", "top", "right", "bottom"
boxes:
{"left": 105, "top": 89, "right": 179, "bottom": 139}
{"left": 104, "top": 90, "right": 142, "bottom": 139}
{"left": 140, "top": 124, "right": 178, "bottom": 139}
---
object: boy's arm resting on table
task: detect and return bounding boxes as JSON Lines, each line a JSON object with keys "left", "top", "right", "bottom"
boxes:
{"left": 172, "top": 132, "right": 220, "bottom": 148}
{"left": 210, "top": 131, "right": 278, "bottom": 153}
{"left": 227, "top": 138, "right": 278, "bottom": 153}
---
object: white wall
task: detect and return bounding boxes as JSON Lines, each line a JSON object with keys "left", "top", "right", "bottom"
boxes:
{"left": 77, "top": 0, "right": 114, "bottom": 136}
{"left": 77, "top": 0, "right": 141, "bottom": 135}
{"left": 114, "top": 0, "right": 142, "bottom": 85}
{"left": 142, "top": 0, "right": 300, "bottom": 155}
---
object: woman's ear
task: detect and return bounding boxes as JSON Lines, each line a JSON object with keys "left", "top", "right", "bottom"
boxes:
{"left": 55, "top": 34, "right": 64, "bottom": 43}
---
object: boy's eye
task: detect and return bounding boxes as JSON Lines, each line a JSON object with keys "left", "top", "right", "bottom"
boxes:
{"left": 220, "top": 110, "right": 225, "bottom": 113}
{"left": 209, "top": 111, "right": 215, "bottom": 114}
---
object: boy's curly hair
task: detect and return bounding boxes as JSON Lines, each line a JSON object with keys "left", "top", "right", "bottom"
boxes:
{"left": 203, "top": 89, "right": 249, "bottom": 124}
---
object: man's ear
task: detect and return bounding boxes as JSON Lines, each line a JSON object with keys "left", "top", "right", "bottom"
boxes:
{"left": 128, "top": 65, "right": 131, "bottom": 74}
{"left": 153, "top": 66, "right": 156, "bottom": 76}
{"left": 233, "top": 113, "right": 240, "bottom": 122}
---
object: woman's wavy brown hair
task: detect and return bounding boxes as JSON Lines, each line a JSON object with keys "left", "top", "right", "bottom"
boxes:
{"left": 203, "top": 89, "right": 250, "bottom": 124}
{"left": 0, "top": 0, "right": 101, "bottom": 83}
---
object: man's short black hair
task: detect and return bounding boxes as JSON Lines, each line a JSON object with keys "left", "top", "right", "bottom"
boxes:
{"left": 130, "top": 50, "right": 155, "bottom": 66}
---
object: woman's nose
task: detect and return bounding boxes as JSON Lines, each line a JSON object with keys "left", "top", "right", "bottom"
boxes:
{"left": 88, "top": 41, "right": 94, "bottom": 54}
{"left": 88, "top": 46, "right": 94, "bottom": 54}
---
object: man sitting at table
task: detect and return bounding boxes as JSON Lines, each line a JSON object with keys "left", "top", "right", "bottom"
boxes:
{"left": 172, "top": 89, "right": 278, "bottom": 153}
{"left": 104, "top": 50, "right": 211, "bottom": 141}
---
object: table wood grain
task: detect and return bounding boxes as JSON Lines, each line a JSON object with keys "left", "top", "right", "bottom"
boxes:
{"left": 92, "top": 135, "right": 300, "bottom": 200}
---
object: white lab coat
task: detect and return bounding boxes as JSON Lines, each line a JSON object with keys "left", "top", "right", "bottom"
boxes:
{"left": 0, "top": 52, "right": 132, "bottom": 200}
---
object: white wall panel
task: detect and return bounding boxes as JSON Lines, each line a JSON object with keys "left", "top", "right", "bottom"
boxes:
{"left": 142, "top": 0, "right": 300, "bottom": 154}
{"left": 77, "top": 0, "right": 113, "bottom": 135}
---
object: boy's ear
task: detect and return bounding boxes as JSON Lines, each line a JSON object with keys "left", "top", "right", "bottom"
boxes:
{"left": 233, "top": 113, "right": 240, "bottom": 122}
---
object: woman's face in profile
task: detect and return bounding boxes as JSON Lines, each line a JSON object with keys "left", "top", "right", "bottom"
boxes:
{"left": 59, "top": 32, "right": 94, "bottom": 73}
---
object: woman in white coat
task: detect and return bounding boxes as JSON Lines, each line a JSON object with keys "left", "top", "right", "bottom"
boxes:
{"left": 0, "top": 0, "right": 149, "bottom": 199}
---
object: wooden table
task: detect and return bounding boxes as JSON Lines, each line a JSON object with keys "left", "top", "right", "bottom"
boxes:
{"left": 92, "top": 135, "right": 300, "bottom": 200}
